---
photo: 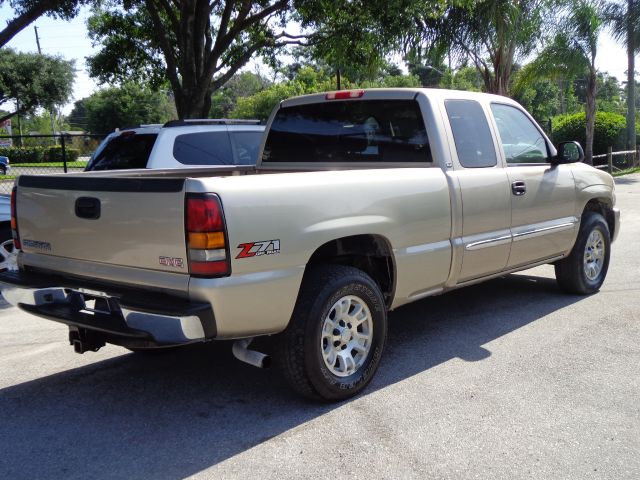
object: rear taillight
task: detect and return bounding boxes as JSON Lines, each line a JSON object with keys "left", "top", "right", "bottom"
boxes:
{"left": 186, "top": 193, "right": 230, "bottom": 277}
{"left": 10, "top": 186, "right": 21, "bottom": 250}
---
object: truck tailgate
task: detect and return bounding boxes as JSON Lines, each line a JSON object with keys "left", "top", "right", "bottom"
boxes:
{"left": 15, "top": 176, "right": 188, "bottom": 274}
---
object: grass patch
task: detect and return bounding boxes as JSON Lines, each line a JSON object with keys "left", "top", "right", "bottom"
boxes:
{"left": 613, "top": 167, "right": 640, "bottom": 177}
{"left": 11, "top": 161, "right": 86, "bottom": 168}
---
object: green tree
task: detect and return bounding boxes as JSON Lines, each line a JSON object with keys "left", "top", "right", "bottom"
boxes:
{"left": 87, "top": 0, "right": 302, "bottom": 119}
{"left": 231, "top": 66, "right": 420, "bottom": 120}
{"left": 294, "top": 0, "right": 423, "bottom": 88}
{"left": 512, "top": 77, "right": 562, "bottom": 121}
{"left": 66, "top": 98, "right": 88, "bottom": 130}
{"left": 605, "top": 0, "right": 640, "bottom": 149}
{"left": 210, "top": 71, "right": 271, "bottom": 118}
{"left": 0, "top": 49, "right": 74, "bottom": 123}
{"left": 517, "top": 1, "right": 604, "bottom": 164}
{"left": 21, "top": 111, "right": 69, "bottom": 134}
{"left": 409, "top": 0, "right": 550, "bottom": 96}
{"left": 79, "top": 83, "right": 175, "bottom": 133}
{"left": 448, "top": 65, "right": 484, "bottom": 92}
{"left": 0, "top": 0, "right": 88, "bottom": 47}
{"left": 408, "top": 63, "right": 448, "bottom": 88}
{"left": 594, "top": 73, "right": 624, "bottom": 115}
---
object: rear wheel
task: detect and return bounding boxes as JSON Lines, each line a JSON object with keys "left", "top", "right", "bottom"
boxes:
{"left": 0, "top": 239, "right": 18, "bottom": 272}
{"left": 555, "top": 211, "right": 611, "bottom": 294}
{"left": 278, "top": 265, "right": 387, "bottom": 401}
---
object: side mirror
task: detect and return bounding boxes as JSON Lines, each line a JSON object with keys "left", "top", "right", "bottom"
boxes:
{"left": 551, "top": 141, "right": 584, "bottom": 165}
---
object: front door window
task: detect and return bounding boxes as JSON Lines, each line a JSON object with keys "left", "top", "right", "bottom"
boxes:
{"left": 491, "top": 104, "right": 548, "bottom": 164}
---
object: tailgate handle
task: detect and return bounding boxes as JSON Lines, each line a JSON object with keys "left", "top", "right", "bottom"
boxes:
{"left": 75, "top": 197, "right": 101, "bottom": 219}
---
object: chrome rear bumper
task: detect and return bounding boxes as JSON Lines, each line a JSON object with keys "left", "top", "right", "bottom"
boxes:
{"left": 0, "top": 270, "right": 216, "bottom": 347}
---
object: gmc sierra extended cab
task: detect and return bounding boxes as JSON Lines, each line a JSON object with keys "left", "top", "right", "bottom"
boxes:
{"left": 0, "top": 89, "right": 620, "bottom": 401}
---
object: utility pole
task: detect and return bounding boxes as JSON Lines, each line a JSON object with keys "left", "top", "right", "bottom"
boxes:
{"left": 34, "top": 25, "right": 58, "bottom": 143}
{"left": 34, "top": 25, "right": 42, "bottom": 53}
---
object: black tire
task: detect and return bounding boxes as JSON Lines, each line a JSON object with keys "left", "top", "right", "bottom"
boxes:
{"left": 0, "top": 166, "right": 6, "bottom": 175}
{"left": 0, "top": 222, "right": 12, "bottom": 242}
{"left": 555, "top": 211, "right": 611, "bottom": 294}
{"left": 278, "top": 265, "right": 387, "bottom": 402}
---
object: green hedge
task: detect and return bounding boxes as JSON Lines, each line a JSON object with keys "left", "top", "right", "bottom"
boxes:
{"left": 0, "top": 146, "right": 80, "bottom": 163}
{"left": 0, "top": 146, "right": 45, "bottom": 163}
{"left": 45, "top": 146, "right": 80, "bottom": 163}
{"left": 552, "top": 111, "right": 626, "bottom": 156}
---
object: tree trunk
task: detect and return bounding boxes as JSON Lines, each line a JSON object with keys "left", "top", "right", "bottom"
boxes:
{"left": 486, "top": 70, "right": 509, "bottom": 96}
{"left": 175, "top": 83, "right": 213, "bottom": 119}
{"left": 558, "top": 79, "right": 566, "bottom": 115}
{"left": 584, "top": 70, "right": 597, "bottom": 165}
{"left": 627, "top": 0, "right": 636, "bottom": 150}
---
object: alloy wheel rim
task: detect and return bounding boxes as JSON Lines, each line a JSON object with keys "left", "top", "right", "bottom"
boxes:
{"left": 0, "top": 239, "right": 18, "bottom": 272}
{"left": 583, "top": 229, "right": 605, "bottom": 281}
{"left": 320, "top": 295, "right": 373, "bottom": 377}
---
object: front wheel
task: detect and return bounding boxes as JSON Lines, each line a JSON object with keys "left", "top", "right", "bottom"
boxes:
{"left": 278, "top": 265, "right": 387, "bottom": 401}
{"left": 555, "top": 211, "right": 611, "bottom": 294}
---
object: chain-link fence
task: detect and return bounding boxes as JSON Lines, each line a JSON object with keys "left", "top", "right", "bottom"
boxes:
{"left": 0, "top": 133, "right": 107, "bottom": 194}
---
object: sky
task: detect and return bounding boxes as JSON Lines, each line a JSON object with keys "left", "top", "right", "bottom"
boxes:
{"left": 0, "top": 4, "right": 632, "bottom": 115}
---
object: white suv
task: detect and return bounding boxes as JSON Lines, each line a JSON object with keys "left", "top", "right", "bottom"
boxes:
{"left": 85, "top": 119, "right": 264, "bottom": 171}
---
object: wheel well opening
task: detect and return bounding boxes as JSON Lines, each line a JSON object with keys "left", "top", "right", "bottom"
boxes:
{"left": 306, "top": 235, "right": 396, "bottom": 307}
{"left": 583, "top": 198, "right": 615, "bottom": 239}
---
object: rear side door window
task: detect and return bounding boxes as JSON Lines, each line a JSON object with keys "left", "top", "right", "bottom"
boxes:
{"left": 490, "top": 103, "right": 548, "bottom": 164}
{"left": 445, "top": 99, "right": 497, "bottom": 168}
{"left": 173, "top": 131, "right": 234, "bottom": 165}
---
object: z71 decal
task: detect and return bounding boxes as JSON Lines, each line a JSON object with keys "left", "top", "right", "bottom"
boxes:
{"left": 236, "top": 239, "right": 281, "bottom": 259}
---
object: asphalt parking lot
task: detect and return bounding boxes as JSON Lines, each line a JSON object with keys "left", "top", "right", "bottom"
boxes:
{"left": 0, "top": 174, "right": 638, "bottom": 480}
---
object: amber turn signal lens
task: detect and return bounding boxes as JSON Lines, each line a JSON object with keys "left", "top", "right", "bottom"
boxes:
{"left": 188, "top": 231, "right": 225, "bottom": 249}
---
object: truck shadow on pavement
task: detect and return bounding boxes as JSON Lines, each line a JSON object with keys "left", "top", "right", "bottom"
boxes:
{"left": 0, "top": 271, "right": 583, "bottom": 479}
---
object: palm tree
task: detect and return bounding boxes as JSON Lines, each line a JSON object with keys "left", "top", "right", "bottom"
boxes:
{"left": 408, "top": 0, "right": 549, "bottom": 96}
{"left": 516, "top": 1, "right": 604, "bottom": 164}
{"left": 605, "top": 0, "right": 640, "bottom": 150}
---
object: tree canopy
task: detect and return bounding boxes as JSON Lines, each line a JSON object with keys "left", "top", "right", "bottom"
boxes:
{"left": 0, "top": 0, "right": 88, "bottom": 47}
{"left": 87, "top": 0, "right": 303, "bottom": 119}
{"left": 517, "top": 0, "right": 604, "bottom": 163}
{"left": 0, "top": 49, "right": 75, "bottom": 123}
{"left": 70, "top": 82, "right": 175, "bottom": 133}
{"left": 409, "top": 0, "right": 551, "bottom": 96}
{"left": 294, "top": 0, "right": 423, "bottom": 87}
{"left": 605, "top": 0, "right": 640, "bottom": 149}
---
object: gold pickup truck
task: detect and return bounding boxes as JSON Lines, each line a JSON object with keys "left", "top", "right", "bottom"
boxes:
{"left": 0, "top": 89, "right": 620, "bottom": 401}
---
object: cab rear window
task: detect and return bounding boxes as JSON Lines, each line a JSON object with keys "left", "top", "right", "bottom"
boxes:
{"left": 262, "top": 100, "right": 431, "bottom": 163}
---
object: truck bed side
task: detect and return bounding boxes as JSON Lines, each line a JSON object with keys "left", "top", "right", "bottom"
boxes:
{"left": 186, "top": 167, "right": 452, "bottom": 337}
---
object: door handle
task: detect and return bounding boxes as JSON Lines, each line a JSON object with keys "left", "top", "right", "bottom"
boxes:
{"left": 511, "top": 181, "right": 527, "bottom": 196}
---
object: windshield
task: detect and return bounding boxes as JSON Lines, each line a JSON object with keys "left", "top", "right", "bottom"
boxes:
{"left": 85, "top": 133, "right": 158, "bottom": 171}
